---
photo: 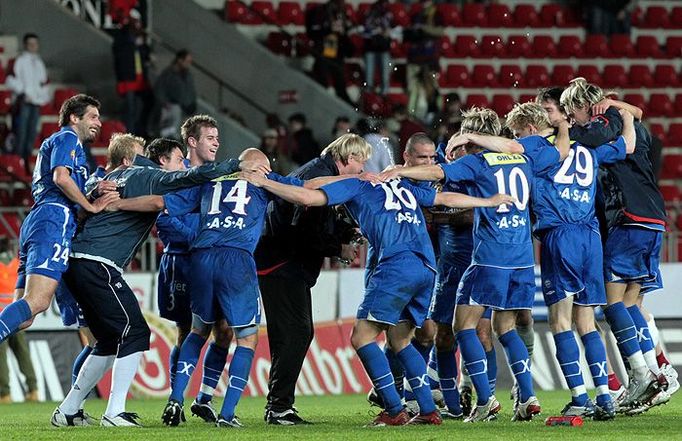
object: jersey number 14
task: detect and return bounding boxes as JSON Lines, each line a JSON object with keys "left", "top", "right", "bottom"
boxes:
{"left": 207, "top": 180, "right": 251, "bottom": 215}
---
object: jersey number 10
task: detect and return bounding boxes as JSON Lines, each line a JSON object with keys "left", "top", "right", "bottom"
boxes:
{"left": 494, "top": 167, "right": 529, "bottom": 213}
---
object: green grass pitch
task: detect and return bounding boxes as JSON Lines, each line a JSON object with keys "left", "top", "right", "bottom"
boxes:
{"left": 1, "top": 390, "right": 679, "bottom": 440}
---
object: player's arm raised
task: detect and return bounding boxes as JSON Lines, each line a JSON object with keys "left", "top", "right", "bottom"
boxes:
{"left": 435, "top": 192, "right": 516, "bottom": 209}
{"left": 303, "top": 172, "right": 377, "bottom": 189}
{"left": 243, "top": 171, "right": 328, "bottom": 206}
{"left": 378, "top": 164, "right": 444, "bottom": 182}
{"left": 554, "top": 120, "right": 571, "bottom": 160}
{"left": 619, "top": 108, "right": 637, "bottom": 154}
{"left": 592, "top": 97, "right": 644, "bottom": 121}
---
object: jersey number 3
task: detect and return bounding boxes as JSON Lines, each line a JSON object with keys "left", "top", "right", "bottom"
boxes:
{"left": 207, "top": 180, "right": 251, "bottom": 215}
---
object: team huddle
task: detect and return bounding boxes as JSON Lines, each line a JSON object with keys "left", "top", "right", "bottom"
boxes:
{"left": 0, "top": 76, "right": 678, "bottom": 428}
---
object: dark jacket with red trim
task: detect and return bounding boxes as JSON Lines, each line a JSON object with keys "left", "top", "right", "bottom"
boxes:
{"left": 569, "top": 106, "right": 666, "bottom": 230}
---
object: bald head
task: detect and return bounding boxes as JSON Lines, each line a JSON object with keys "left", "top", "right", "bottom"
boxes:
{"left": 239, "top": 147, "right": 271, "bottom": 168}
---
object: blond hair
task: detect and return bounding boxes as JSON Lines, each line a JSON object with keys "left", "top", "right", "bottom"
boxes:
{"left": 460, "top": 107, "right": 502, "bottom": 136}
{"left": 560, "top": 77, "right": 604, "bottom": 116}
{"left": 321, "top": 133, "right": 372, "bottom": 165}
{"left": 108, "top": 133, "right": 145, "bottom": 167}
{"left": 505, "top": 102, "right": 551, "bottom": 132}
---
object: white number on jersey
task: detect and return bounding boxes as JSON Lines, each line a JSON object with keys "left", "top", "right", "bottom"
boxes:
{"left": 380, "top": 180, "right": 417, "bottom": 211}
{"left": 554, "top": 145, "right": 594, "bottom": 187}
{"left": 207, "top": 180, "right": 251, "bottom": 215}
{"left": 493, "top": 167, "right": 530, "bottom": 213}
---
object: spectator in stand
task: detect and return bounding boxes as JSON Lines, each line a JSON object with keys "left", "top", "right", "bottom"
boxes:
{"left": 260, "top": 128, "right": 296, "bottom": 175}
{"left": 434, "top": 93, "right": 463, "bottom": 128}
{"left": 362, "top": 0, "right": 393, "bottom": 95}
{"left": 355, "top": 118, "right": 395, "bottom": 173}
{"left": 287, "top": 113, "right": 321, "bottom": 165}
{"left": 153, "top": 50, "right": 197, "bottom": 139}
{"left": 306, "top": 0, "right": 354, "bottom": 104}
{"left": 112, "top": 12, "right": 153, "bottom": 137}
{"left": 404, "top": 0, "right": 442, "bottom": 121}
{"left": 332, "top": 116, "right": 352, "bottom": 139}
{"left": 585, "top": 0, "right": 633, "bottom": 36}
{"left": 6, "top": 33, "right": 51, "bottom": 174}
{"left": 0, "top": 237, "right": 38, "bottom": 404}
{"left": 388, "top": 104, "right": 426, "bottom": 162}
{"left": 408, "top": 65, "right": 440, "bottom": 125}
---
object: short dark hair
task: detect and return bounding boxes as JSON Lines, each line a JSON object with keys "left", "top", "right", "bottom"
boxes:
{"left": 58, "top": 94, "right": 101, "bottom": 127}
{"left": 288, "top": 113, "right": 306, "bottom": 125}
{"left": 23, "top": 33, "right": 38, "bottom": 44}
{"left": 536, "top": 87, "right": 564, "bottom": 106}
{"left": 175, "top": 49, "right": 190, "bottom": 62}
{"left": 180, "top": 114, "right": 218, "bottom": 145}
{"left": 405, "top": 132, "right": 434, "bottom": 154}
{"left": 145, "top": 138, "right": 186, "bottom": 165}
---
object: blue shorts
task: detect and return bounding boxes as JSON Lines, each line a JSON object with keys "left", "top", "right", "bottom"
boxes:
{"left": 431, "top": 252, "right": 471, "bottom": 325}
{"left": 17, "top": 204, "right": 75, "bottom": 283}
{"left": 360, "top": 251, "right": 436, "bottom": 327}
{"left": 157, "top": 253, "right": 192, "bottom": 325}
{"left": 604, "top": 226, "right": 662, "bottom": 284}
{"left": 55, "top": 281, "right": 87, "bottom": 328}
{"left": 540, "top": 225, "right": 606, "bottom": 307}
{"left": 189, "top": 247, "right": 261, "bottom": 328}
{"left": 456, "top": 264, "right": 535, "bottom": 310}
{"left": 640, "top": 268, "right": 663, "bottom": 294}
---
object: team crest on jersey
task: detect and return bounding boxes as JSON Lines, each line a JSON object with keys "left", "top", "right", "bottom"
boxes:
{"left": 483, "top": 152, "right": 526, "bottom": 165}
{"left": 70, "top": 149, "right": 76, "bottom": 160}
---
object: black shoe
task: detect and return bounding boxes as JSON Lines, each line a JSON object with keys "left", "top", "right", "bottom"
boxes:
{"left": 460, "top": 386, "right": 472, "bottom": 418}
{"left": 161, "top": 399, "right": 184, "bottom": 426}
{"left": 265, "top": 408, "right": 312, "bottom": 425}
{"left": 367, "top": 388, "right": 385, "bottom": 408}
{"left": 191, "top": 399, "right": 217, "bottom": 423}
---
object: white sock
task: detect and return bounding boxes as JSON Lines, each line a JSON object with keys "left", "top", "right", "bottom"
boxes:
{"left": 60, "top": 354, "right": 115, "bottom": 415}
{"left": 646, "top": 315, "right": 660, "bottom": 348}
{"left": 643, "top": 349, "right": 661, "bottom": 375}
{"left": 627, "top": 351, "right": 648, "bottom": 377}
{"left": 104, "top": 352, "right": 143, "bottom": 418}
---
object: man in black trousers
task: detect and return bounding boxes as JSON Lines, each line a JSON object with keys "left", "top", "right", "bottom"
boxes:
{"left": 255, "top": 134, "right": 371, "bottom": 425}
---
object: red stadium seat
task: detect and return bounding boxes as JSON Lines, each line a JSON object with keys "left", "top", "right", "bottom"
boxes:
{"left": 0, "top": 62, "right": 5, "bottom": 84}
{"left": 343, "top": 3, "right": 357, "bottom": 25}
{"left": 530, "top": 36, "right": 557, "bottom": 58}
{"left": 642, "top": 6, "right": 670, "bottom": 28}
{"left": 672, "top": 7, "right": 682, "bottom": 29}
{"left": 388, "top": 2, "right": 409, "bottom": 27}
{"left": 471, "top": 65, "right": 498, "bottom": 87}
{"left": 464, "top": 94, "right": 489, "bottom": 110}
{"left": 602, "top": 65, "right": 628, "bottom": 88}
{"left": 0, "top": 90, "right": 11, "bottom": 114}
{"left": 583, "top": 34, "right": 609, "bottom": 58}
{"left": 266, "top": 32, "right": 292, "bottom": 56}
{"left": 577, "top": 65, "right": 601, "bottom": 86}
{"left": 488, "top": 3, "right": 513, "bottom": 27}
{"left": 225, "top": 1, "right": 248, "bottom": 23}
{"left": 539, "top": 3, "right": 563, "bottom": 26}
{"left": 361, "top": 92, "right": 386, "bottom": 117}
{"left": 53, "top": 87, "right": 79, "bottom": 113}
{"left": 278, "top": 1, "right": 304, "bottom": 25}
{"left": 623, "top": 93, "right": 647, "bottom": 114}
{"left": 674, "top": 94, "right": 682, "bottom": 116}
{"left": 0, "top": 155, "right": 28, "bottom": 181}
{"left": 636, "top": 36, "right": 663, "bottom": 58}
{"left": 649, "top": 123, "right": 667, "bottom": 145}
{"left": 648, "top": 93, "right": 674, "bottom": 117}
{"left": 389, "top": 39, "right": 407, "bottom": 58}
{"left": 669, "top": 123, "right": 682, "bottom": 146}
{"left": 518, "top": 94, "right": 536, "bottom": 104}
{"left": 661, "top": 154, "right": 682, "bottom": 180}
{"left": 462, "top": 3, "right": 486, "bottom": 26}
{"left": 505, "top": 35, "right": 531, "bottom": 58}
{"left": 654, "top": 65, "right": 680, "bottom": 87}
{"left": 349, "top": 34, "right": 364, "bottom": 56}
{"left": 491, "top": 94, "right": 516, "bottom": 117}
{"left": 39, "top": 122, "right": 59, "bottom": 143}
{"left": 453, "top": 35, "right": 479, "bottom": 57}
{"left": 437, "top": 3, "right": 461, "bottom": 27}
{"left": 499, "top": 65, "right": 524, "bottom": 87}
{"left": 438, "top": 36, "right": 455, "bottom": 58}
{"left": 628, "top": 65, "right": 654, "bottom": 88}
{"left": 525, "top": 65, "right": 550, "bottom": 88}
{"left": 666, "top": 37, "right": 682, "bottom": 58}
{"left": 609, "top": 34, "right": 635, "bottom": 58}
{"left": 99, "top": 120, "right": 127, "bottom": 145}
{"left": 558, "top": 35, "right": 583, "bottom": 58}
{"left": 294, "top": 33, "right": 313, "bottom": 57}
{"left": 0, "top": 212, "right": 22, "bottom": 236}
{"left": 356, "top": 2, "right": 372, "bottom": 22}
{"left": 513, "top": 4, "right": 539, "bottom": 27}
{"left": 659, "top": 184, "right": 681, "bottom": 202}
{"left": 551, "top": 65, "right": 576, "bottom": 86}
{"left": 385, "top": 93, "right": 408, "bottom": 108}
{"left": 251, "top": 1, "right": 277, "bottom": 24}
{"left": 480, "top": 35, "right": 505, "bottom": 58}
{"left": 443, "top": 64, "right": 470, "bottom": 87}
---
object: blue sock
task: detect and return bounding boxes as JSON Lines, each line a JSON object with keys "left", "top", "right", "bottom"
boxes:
{"left": 604, "top": 302, "right": 640, "bottom": 358}
{"left": 553, "top": 331, "right": 588, "bottom": 406}
{"left": 456, "top": 329, "right": 490, "bottom": 405}
{"left": 397, "top": 345, "right": 436, "bottom": 415}
{"left": 169, "top": 346, "right": 180, "bottom": 386}
{"left": 499, "top": 329, "right": 534, "bottom": 402}
{"left": 219, "top": 346, "right": 254, "bottom": 420}
{"left": 385, "top": 345, "right": 405, "bottom": 399}
{"left": 427, "top": 347, "right": 440, "bottom": 390}
{"left": 412, "top": 339, "right": 432, "bottom": 364}
{"left": 581, "top": 331, "right": 611, "bottom": 407}
{"left": 626, "top": 305, "right": 655, "bottom": 355}
{"left": 486, "top": 348, "right": 497, "bottom": 395}
{"left": 436, "top": 349, "right": 461, "bottom": 413}
{"left": 357, "top": 342, "right": 403, "bottom": 415}
{"left": 72, "top": 345, "right": 93, "bottom": 385}
{"left": 170, "top": 332, "right": 207, "bottom": 404}
{"left": 197, "top": 342, "right": 229, "bottom": 404}
{"left": 0, "top": 299, "right": 32, "bottom": 342}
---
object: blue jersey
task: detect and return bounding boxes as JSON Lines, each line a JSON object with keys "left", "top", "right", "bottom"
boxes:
{"left": 525, "top": 134, "right": 627, "bottom": 232}
{"left": 31, "top": 126, "right": 89, "bottom": 211}
{"left": 441, "top": 148, "right": 559, "bottom": 268}
{"left": 156, "top": 213, "right": 200, "bottom": 254}
{"left": 164, "top": 172, "right": 303, "bottom": 253}
{"left": 321, "top": 178, "right": 437, "bottom": 270}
